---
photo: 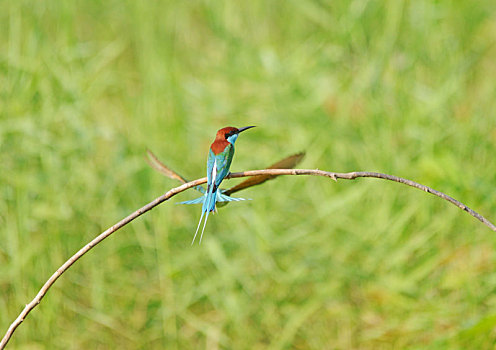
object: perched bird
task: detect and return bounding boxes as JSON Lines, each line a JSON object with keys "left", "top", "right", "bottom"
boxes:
{"left": 146, "top": 149, "right": 305, "bottom": 200}
{"left": 181, "top": 126, "right": 256, "bottom": 244}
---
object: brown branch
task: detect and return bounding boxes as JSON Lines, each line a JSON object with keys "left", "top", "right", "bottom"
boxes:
{"left": 1, "top": 168, "right": 494, "bottom": 349}
{"left": 228, "top": 169, "right": 495, "bottom": 231}
{"left": 0, "top": 177, "right": 207, "bottom": 349}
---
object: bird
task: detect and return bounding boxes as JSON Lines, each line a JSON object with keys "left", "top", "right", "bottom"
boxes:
{"left": 180, "top": 126, "right": 256, "bottom": 244}
{"left": 146, "top": 149, "right": 305, "bottom": 204}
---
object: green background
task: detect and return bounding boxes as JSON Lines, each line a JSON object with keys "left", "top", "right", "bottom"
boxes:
{"left": 1, "top": 0, "right": 496, "bottom": 348}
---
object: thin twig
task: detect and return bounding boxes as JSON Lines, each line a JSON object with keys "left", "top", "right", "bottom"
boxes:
{"left": 232, "top": 170, "right": 495, "bottom": 230}
{"left": 0, "top": 177, "right": 207, "bottom": 350}
{"left": 1, "top": 168, "right": 494, "bottom": 348}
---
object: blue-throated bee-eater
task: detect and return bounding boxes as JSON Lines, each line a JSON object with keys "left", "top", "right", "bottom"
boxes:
{"left": 147, "top": 148, "right": 305, "bottom": 243}
{"left": 181, "top": 126, "right": 256, "bottom": 244}
{"left": 147, "top": 137, "right": 305, "bottom": 244}
{"left": 146, "top": 150, "right": 305, "bottom": 198}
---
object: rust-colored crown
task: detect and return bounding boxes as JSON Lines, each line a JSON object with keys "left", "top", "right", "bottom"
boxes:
{"left": 215, "top": 127, "right": 238, "bottom": 140}
{"left": 211, "top": 127, "right": 238, "bottom": 154}
{"left": 210, "top": 126, "right": 256, "bottom": 154}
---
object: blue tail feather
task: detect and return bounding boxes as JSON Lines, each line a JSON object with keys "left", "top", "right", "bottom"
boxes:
{"left": 180, "top": 191, "right": 248, "bottom": 206}
{"left": 191, "top": 209, "right": 206, "bottom": 245}
{"left": 189, "top": 187, "right": 216, "bottom": 245}
{"left": 216, "top": 192, "right": 249, "bottom": 202}
{"left": 185, "top": 189, "right": 249, "bottom": 245}
{"left": 203, "top": 188, "right": 218, "bottom": 213}
{"left": 179, "top": 196, "right": 205, "bottom": 205}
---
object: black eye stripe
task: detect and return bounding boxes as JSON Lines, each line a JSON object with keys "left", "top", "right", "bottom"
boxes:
{"left": 225, "top": 131, "right": 236, "bottom": 139}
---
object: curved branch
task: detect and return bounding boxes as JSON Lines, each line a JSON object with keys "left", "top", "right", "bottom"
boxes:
{"left": 0, "top": 177, "right": 207, "bottom": 350}
{"left": 1, "top": 168, "right": 494, "bottom": 349}
{"left": 227, "top": 169, "right": 496, "bottom": 231}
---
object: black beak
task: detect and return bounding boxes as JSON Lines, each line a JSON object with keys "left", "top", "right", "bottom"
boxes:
{"left": 237, "top": 126, "right": 256, "bottom": 134}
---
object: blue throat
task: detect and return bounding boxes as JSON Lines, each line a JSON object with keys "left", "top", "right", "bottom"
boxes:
{"left": 226, "top": 133, "right": 239, "bottom": 145}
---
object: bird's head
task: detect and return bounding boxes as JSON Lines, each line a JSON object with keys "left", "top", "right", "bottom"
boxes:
{"left": 216, "top": 126, "right": 256, "bottom": 145}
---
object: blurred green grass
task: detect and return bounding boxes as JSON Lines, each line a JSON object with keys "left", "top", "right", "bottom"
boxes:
{"left": 1, "top": 0, "right": 496, "bottom": 348}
